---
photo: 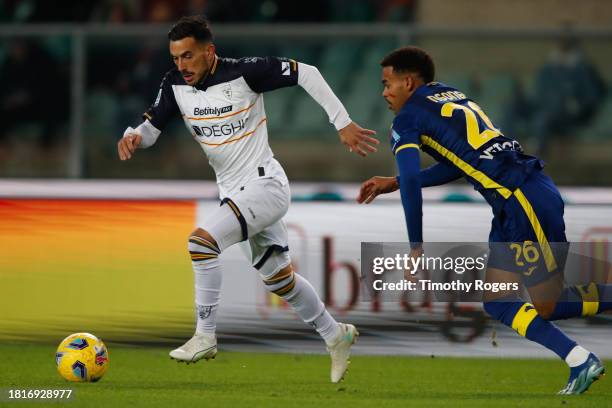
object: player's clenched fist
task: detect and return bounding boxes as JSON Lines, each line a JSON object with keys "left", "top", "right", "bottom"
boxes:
{"left": 357, "top": 176, "right": 399, "bottom": 204}
{"left": 118, "top": 133, "right": 142, "bottom": 161}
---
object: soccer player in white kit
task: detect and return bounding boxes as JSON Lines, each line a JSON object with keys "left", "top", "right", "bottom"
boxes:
{"left": 117, "top": 16, "right": 379, "bottom": 383}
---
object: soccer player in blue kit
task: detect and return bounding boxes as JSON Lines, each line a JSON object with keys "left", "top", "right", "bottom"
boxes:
{"left": 357, "top": 46, "right": 610, "bottom": 394}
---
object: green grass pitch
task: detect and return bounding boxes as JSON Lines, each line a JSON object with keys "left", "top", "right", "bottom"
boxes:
{"left": 0, "top": 343, "right": 610, "bottom": 407}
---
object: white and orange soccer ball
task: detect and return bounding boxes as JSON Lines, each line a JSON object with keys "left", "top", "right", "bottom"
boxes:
{"left": 56, "top": 333, "right": 109, "bottom": 382}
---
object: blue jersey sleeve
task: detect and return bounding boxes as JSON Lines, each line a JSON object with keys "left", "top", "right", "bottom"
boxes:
{"left": 391, "top": 113, "right": 421, "bottom": 154}
{"left": 393, "top": 123, "right": 423, "bottom": 248}
{"left": 396, "top": 161, "right": 462, "bottom": 188}
{"left": 392, "top": 110, "right": 461, "bottom": 189}
{"left": 419, "top": 162, "right": 462, "bottom": 187}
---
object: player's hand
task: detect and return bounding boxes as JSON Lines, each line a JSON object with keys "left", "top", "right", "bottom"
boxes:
{"left": 357, "top": 176, "right": 399, "bottom": 204}
{"left": 338, "top": 121, "right": 378, "bottom": 157}
{"left": 118, "top": 133, "right": 142, "bottom": 161}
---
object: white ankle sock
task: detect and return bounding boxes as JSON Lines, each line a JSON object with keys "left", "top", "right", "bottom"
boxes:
{"left": 565, "top": 345, "right": 589, "bottom": 367}
{"left": 312, "top": 310, "right": 342, "bottom": 345}
{"left": 193, "top": 261, "right": 222, "bottom": 334}
{"left": 281, "top": 274, "right": 341, "bottom": 343}
{"left": 189, "top": 236, "right": 222, "bottom": 335}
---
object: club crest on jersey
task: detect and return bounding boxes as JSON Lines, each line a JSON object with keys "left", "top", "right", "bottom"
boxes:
{"left": 222, "top": 84, "right": 232, "bottom": 99}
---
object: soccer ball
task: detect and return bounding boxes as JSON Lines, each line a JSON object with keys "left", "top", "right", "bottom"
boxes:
{"left": 56, "top": 333, "right": 109, "bottom": 382}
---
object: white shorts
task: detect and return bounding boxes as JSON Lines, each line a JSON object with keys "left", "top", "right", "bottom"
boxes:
{"left": 202, "top": 176, "right": 291, "bottom": 269}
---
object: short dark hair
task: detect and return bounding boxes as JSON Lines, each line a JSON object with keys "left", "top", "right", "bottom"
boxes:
{"left": 168, "top": 15, "right": 213, "bottom": 43}
{"left": 380, "top": 46, "right": 435, "bottom": 83}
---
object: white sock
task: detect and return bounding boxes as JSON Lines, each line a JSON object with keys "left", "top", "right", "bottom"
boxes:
{"left": 189, "top": 236, "right": 222, "bottom": 335}
{"left": 282, "top": 274, "right": 341, "bottom": 344}
{"left": 565, "top": 345, "right": 590, "bottom": 367}
{"left": 193, "top": 259, "right": 222, "bottom": 335}
{"left": 312, "top": 309, "right": 342, "bottom": 345}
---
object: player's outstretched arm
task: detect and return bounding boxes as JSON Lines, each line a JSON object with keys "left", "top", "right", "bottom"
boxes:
{"left": 357, "top": 176, "right": 399, "bottom": 204}
{"left": 296, "top": 62, "right": 378, "bottom": 157}
{"left": 419, "top": 162, "right": 462, "bottom": 187}
{"left": 243, "top": 58, "right": 379, "bottom": 155}
{"left": 339, "top": 122, "right": 379, "bottom": 157}
{"left": 118, "top": 132, "right": 142, "bottom": 161}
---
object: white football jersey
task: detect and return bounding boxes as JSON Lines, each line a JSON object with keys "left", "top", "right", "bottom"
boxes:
{"left": 144, "top": 56, "right": 299, "bottom": 198}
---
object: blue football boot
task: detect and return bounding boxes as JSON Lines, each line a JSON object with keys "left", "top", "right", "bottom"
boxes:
{"left": 558, "top": 353, "right": 605, "bottom": 395}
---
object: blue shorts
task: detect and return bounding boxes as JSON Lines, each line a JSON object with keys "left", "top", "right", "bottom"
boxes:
{"left": 488, "top": 171, "right": 568, "bottom": 287}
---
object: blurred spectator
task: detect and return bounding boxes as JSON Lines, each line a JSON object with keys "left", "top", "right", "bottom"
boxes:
{"left": 377, "top": 0, "right": 416, "bottom": 22}
{"left": 499, "top": 78, "right": 532, "bottom": 143}
{"left": 89, "top": 0, "right": 142, "bottom": 23}
{"left": 147, "top": 1, "right": 175, "bottom": 22}
{"left": 0, "top": 0, "right": 415, "bottom": 23}
{"left": 531, "top": 25, "right": 607, "bottom": 156}
{"left": 184, "top": 0, "right": 234, "bottom": 22}
{"left": 0, "top": 40, "right": 69, "bottom": 148}
{"left": 330, "top": 0, "right": 375, "bottom": 22}
{"left": 142, "top": 0, "right": 186, "bottom": 22}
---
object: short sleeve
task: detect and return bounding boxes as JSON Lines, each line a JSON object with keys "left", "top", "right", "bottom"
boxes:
{"left": 241, "top": 57, "right": 299, "bottom": 93}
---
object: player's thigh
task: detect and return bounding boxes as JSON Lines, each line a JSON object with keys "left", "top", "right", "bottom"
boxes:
{"left": 488, "top": 177, "right": 568, "bottom": 290}
{"left": 511, "top": 172, "right": 568, "bottom": 258}
{"left": 199, "top": 178, "right": 290, "bottom": 252}
{"left": 230, "top": 177, "right": 291, "bottom": 239}
{"left": 488, "top": 239, "right": 564, "bottom": 290}
{"left": 484, "top": 267, "right": 523, "bottom": 302}
{"left": 197, "top": 201, "right": 244, "bottom": 252}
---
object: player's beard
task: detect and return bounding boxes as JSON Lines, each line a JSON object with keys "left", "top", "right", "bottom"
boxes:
{"left": 184, "top": 59, "right": 212, "bottom": 86}
{"left": 182, "top": 71, "right": 196, "bottom": 84}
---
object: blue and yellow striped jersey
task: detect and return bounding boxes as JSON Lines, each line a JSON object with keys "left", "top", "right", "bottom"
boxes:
{"left": 391, "top": 81, "right": 543, "bottom": 212}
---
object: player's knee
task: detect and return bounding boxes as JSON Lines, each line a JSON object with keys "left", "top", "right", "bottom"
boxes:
{"left": 483, "top": 300, "right": 526, "bottom": 327}
{"left": 189, "top": 228, "right": 218, "bottom": 248}
{"left": 264, "top": 264, "right": 292, "bottom": 283}
{"left": 261, "top": 264, "right": 296, "bottom": 297}
{"left": 533, "top": 301, "right": 556, "bottom": 320}
{"left": 483, "top": 301, "right": 504, "bottom": 320}
{"left": 188, "top": 228, "right": 221, "bottom": 264}
{"left": 256, "top": 248, "right": 294, "bottom": 297}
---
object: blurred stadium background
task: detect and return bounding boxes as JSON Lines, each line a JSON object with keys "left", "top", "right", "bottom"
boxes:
{"left": 0, "top": 0, "right": 611, "bottom": 361}
{"left": 0, "top": 0, "right": 611, "bottom": 183}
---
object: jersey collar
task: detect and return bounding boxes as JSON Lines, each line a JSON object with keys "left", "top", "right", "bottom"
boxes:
{"left": 398, "top": 82, "right": 430, "bottom": 114}
{"left": 195, "top": 55, "right": 219, "bottom": 91}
